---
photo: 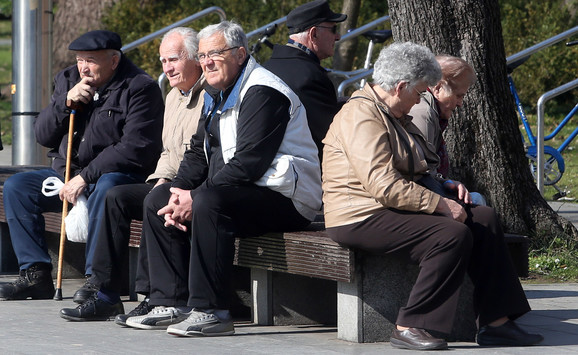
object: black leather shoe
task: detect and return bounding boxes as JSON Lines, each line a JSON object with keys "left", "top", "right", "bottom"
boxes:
{"left": 477, "top": 320, "right": 543, "bottom": 346}
{"left": 60, "top": 296, "right": 124, "bottom": 321}
{"left": 115, "top": 299, "right": 154, "bottom": 326}
{"left": 73, "top": 276, "right": 99, "bottom": 304}
{"left": 391, "top": 328, "right": 448, "bottom": 350}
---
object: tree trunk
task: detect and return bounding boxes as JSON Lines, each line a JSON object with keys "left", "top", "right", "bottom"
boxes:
{"left": 386, "top": 0, "right": 578, "bottom": 244}
{"left": 333, "top": 0, "right": 361, "bottom": 71}
{"left": 52, "top": 0, "right": 116, "bottom": 73}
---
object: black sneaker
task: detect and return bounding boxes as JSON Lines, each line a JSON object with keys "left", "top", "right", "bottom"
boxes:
{"left": 73, "top": 276, "right": 99, "bottom": 304}
{"left": 0, "top": 263, "right": 55, "bottom": 301}
{"left": 115, "top": 299, "right": 154, "bottom": 327}
{"left": 60, "top": 295, "right": 124, "bottom": 321}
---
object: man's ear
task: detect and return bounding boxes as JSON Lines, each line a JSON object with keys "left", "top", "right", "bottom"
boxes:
{"left": 111, "top": 53, "right": 120, "bottom": 71}
{"left": 309, "top": 27, "right": 317, "bottom": 40}
{"left": 431, "top": 82, "right": 444, "bottom": 98}
{"left": 236, "top": 46, "right": 247, "bottom": 64}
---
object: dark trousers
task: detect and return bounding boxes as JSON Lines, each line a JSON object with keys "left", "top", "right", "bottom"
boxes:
{"left": 327, "top": 205, "right": 530, "bottom": 334}
{"left": 141, "top": 184, "right": 310, "bottom": 309}
{"left": 91, "top": 183, "right": 153, "bottom": 294}
{"left": 3, "top": 169, "right": 140, "bottom": 274}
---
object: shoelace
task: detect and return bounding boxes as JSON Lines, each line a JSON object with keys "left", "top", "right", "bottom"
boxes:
{"left": 129, "top": 300, "right": 151, "bottom": 316}
{"left": 150, "top": 306, "right": 174, "bottom": 315}
{"left": 78, "top": 295, "right": 98, "bottom": 310}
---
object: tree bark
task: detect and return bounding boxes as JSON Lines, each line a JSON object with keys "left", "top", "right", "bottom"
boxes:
{"left": 333, "top": 0, "right": 361, "bottom": 71}
{"left": 386, "top": 0, "right": 578, "bottom": 243}
{"left": 52, "top": 0, "right": 116, "bottom": 73}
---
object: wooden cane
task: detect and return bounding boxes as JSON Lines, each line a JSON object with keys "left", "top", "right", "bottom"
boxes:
{"left": 53, "top": 109, "right": 76, "bottom": 301}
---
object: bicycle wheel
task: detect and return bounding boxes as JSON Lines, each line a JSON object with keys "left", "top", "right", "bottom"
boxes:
{"left": 526, "top": 145, "right": 565, "bottom": 185}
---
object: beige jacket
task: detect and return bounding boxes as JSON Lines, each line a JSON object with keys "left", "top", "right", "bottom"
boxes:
{"left": 146, "top": 77, "right": 206, "bottom": 183}
{"left": 322, "top": 84, "right": 441, "bottom": 228}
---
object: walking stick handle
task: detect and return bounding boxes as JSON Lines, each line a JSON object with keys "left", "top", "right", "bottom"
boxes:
{"left": 54, "top": 109, "right": 76, "bottom": 301}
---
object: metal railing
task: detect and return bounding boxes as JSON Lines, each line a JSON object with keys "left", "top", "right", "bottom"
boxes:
{"left": 333, "top": 15, "right": 391, "bottom": 96}
{"left": 246, "top": 17, "right": 287, "bottom": 41}
{"left": 535, "top": 79, "right": 578, "bottom": 195}
{"left": 506, "top": 26, "right": 578, "bottom": 194}
{"left": 121, "top": 6, "right": 226, "bottom": 53}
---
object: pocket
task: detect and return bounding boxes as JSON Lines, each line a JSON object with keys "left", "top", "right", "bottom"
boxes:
{"left": 255, "top": 155, "right": 297, "bottom": 198}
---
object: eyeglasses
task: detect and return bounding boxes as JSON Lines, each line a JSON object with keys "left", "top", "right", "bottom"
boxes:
{"left": 196, "top": 46, "right": 239, "bottom": 63}
{"left": 413, "top": 87, "right": 427, "bottom": 98}
{"left": 315, "top": 25, "right": 338, "bottom": 34}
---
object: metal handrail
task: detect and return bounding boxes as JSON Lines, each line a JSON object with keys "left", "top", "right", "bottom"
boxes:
{"left": 121, "top": 6, "right": 226, "bottom": 53}
{"left": 246, "top": 17, "right": 287, "bottom": 40}
{"left": 337, "top": 68, "right": 373, "bottom": 97}
{"left": 332, "top": 15, "right": 391, "bottom": 95}
{"left": 337, "top": 15, "right": 390, "bottom": 44}
{"left": 506, "top": 26, "right": 578, "bottom": 65}
{"left": 535, "top": 78, "right": 578, "bottom": 195}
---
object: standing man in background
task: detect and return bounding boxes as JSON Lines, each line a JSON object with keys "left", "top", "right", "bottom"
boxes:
{"left": 263, "top": 0, "right": 346, "bottom": 161}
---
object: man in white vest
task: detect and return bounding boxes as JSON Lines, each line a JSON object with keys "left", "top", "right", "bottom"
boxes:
{"left": 123, "top": 21, "right": 322, "bottom": 337}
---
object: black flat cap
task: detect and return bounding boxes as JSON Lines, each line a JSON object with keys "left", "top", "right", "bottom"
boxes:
{"left": 287, "top": 0, "right": 347, "bottom": 35}
{"left": 68, "top": 30, "right": 122, "bottom": 51}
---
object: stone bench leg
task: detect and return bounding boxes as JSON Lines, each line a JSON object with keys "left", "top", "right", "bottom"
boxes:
{"left": 251, "top": 268, "right": 273, "bottom": 325}
{"left": 337, "top": 253, "right": 476, "bottom": 343}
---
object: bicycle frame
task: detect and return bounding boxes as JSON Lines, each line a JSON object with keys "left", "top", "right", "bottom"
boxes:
{"left": 510, "top": 73, "right": 578, "bottom": 155}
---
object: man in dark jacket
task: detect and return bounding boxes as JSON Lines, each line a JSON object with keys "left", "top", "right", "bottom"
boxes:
{"left": 263, "top": 0, "right": 346, "bottom": 161}
{"left": 0, "top": 30, "right": 164, "bottom": 301}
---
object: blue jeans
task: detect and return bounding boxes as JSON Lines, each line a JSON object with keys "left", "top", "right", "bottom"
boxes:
{"left": 3, "top": 168, "right": 141, "bottom": 274}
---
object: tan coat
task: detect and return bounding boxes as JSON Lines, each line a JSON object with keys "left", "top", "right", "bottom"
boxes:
{"left": 322, "top": 84, "right": 441, "bottom": 228}
{"left": 146, "top": 77, "right": 206, "bottom": 183}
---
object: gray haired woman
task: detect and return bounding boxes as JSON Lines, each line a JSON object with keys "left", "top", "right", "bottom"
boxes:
{"left": 321, "top": 42, "right": 542, "bottom": 350}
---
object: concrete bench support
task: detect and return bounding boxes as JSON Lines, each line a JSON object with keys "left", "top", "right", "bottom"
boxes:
{"left": 337, "top": 253, "right": 477, "bottom": 343}
{"left": 251, "top": 268, "right": 273, "bottom": 325}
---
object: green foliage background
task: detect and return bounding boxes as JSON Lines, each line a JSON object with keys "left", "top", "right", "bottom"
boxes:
{"left": 101, "top": 0, "right": 576, "bottom": 114}
{"left": 500, "top": 1, "right": 577, "bottom": 112}
{"left": 102, "top": 0, "right": 388, "bottom": 80}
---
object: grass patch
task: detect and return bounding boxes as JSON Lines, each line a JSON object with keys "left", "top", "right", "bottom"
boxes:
{"left": 524, "top": 236, "right": 578, "bottom": 283}
{"left": 0, "top": 20, "right": 9, "bottom": 39}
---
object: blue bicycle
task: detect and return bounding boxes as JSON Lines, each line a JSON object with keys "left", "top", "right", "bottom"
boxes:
{"left": 507, "top": 40, "right": 578, "bottom": 198}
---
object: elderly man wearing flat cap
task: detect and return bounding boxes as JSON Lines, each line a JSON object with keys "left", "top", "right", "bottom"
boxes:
{"left": 263, "top": 0, "right": 346, "bottom": 162}
{"left": 0, "top": 30, "right": 164, "bottom": 301}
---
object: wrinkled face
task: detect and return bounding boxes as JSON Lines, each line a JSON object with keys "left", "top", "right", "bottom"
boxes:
{"left": 433, "top": 81, "right": 471, "bottom": 119}
{"left": 400, "top": 81, "right": 429, "bottom": 117}
{"left": 75, "top": 50, "right": 119, "bottom": 88}
{"left": 159, "top": 34, "right": 202, "bottom": 92}
{"left": 197, "top": 33, "right": 246, "bottom": 91}
{"left": 311, "top": 21, "right": 341, "bottom": 60}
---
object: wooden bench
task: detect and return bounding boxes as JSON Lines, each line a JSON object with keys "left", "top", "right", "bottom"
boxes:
{"left": 0, "top": 165, "right": 530, "bottom": 343}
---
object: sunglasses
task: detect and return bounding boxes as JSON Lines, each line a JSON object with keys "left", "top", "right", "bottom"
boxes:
{"left": 315, "top": 25, "right": 338, "bottom": 34}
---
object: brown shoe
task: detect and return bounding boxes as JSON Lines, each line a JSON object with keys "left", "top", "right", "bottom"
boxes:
{"left": 391, "top": 327, "right": 448, "bottom": 350}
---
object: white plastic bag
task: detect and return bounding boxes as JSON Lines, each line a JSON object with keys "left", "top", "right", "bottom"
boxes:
{"left": 41, "top": 176, "right": 89, "bottom": 243}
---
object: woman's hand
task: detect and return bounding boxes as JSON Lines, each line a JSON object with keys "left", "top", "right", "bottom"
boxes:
{"left": 435, "top": 197, "right": 467, "bottom": 223}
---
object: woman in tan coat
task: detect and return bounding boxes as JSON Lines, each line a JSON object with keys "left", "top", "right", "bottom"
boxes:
{"left": 322, "top": 41, "right": 542, "bottom": 350}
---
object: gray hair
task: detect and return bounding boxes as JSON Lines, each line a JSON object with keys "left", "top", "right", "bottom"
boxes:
{"left": 162, "top": 27, "right": 199, "bottom": 60}
{"left": 372, "top": 42, "right": 441, "bottom": 91}
{"left": 198, "top": 21, "right": 248, "bottom": 52}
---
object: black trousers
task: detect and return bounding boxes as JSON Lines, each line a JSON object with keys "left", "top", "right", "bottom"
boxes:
{"left": 141, "top": 183, "right": 310, "bottom": 308}
{"left": 327, "top": 205, "right": 530, "bottom": 334}
{"left": 91, "top": 183, "right": 153, "bottom": 294}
